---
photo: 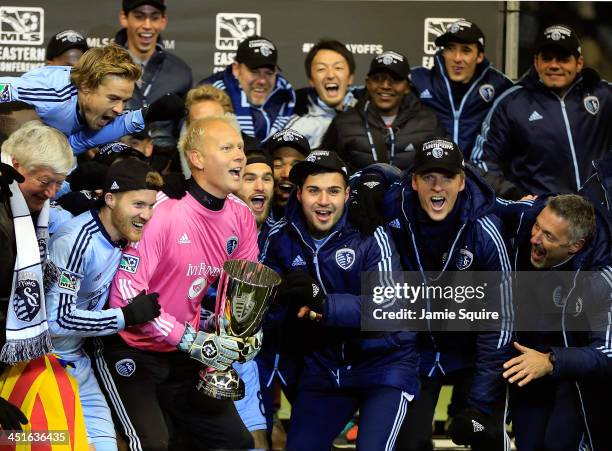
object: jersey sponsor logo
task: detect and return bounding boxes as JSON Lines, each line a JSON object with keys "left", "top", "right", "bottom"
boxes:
{"left": 115, "top": 359, "right": 136, "bottom": 377}
{"left": 479, "top": 84, "right": 495, "bottom": 102}
{"left": 14, "top": 271, "right": 41, "bottom": 322}
{"left": 0, "top": 83, "right": 12, "bottom": 102}
{"left": 226, "top": 235, "right": 239, "bottom": 256}
{"left": 232, "top": 291, "right": 256, "bottom": 323}
{"left": 584, "top": 95, "right": 600, "bottom": 115}
{"left": 119, "top": 254, "right": 140, "bottom": 274}
{"left": 291, "top": 255, "right": 306, "bottom": 267}
{"left": 456, "top": 248, "right": 473, "bottom": 270}
{"left": 178, "top": 232, "right": 191, "bottom": 244}
{"left": 0, "top": 7, "right": 44, "bottom": 45}
{"left": 58, "top": 270, "right": 78, "bottom": 292}
{"left": 528, "top": 110, "right": 543, "bottom": 122}
{"left": 188, "top": 277, "right": 206, "bottom": 300}
{"left": 335, "top": 248, "right": 356, "bottom": 270}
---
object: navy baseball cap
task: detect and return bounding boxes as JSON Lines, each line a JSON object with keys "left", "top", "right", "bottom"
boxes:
{"left": 104, "top": 158, "right": 160, "bottom": 193}
{"left": 267, "top": 129, "right": 311, "bottom": 157}
{"left": 535, "top": 25, "right": 581, "bottom": 57}
{"left": 368, "top": 51, "right": 410, "bottom": 80}
{"left": 289, "top": 150, "right": 348, "bottom": 185}
{"left": 236, "top": 36, "right": 278, "bottom": 70}
{"left": 46, "top": 30, "right": 89, "bottom": 61}
{"left": 414, "top": 138, "right": 465, "bottom": 175}
{"left": 122, "top": 0, "right": 166, "bottom": 13}
{"left": 435, "top": 20, "right": 485, "bottom": 50}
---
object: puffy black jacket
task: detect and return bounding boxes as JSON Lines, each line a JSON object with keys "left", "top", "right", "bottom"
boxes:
{"left": 321, "top": 92, "right": 445, "bottom": 173}
{"left": 115, "top": 29, "right": 193, "bottom": 149}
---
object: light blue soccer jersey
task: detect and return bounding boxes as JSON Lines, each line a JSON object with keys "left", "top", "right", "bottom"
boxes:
{"left": 0, "top": 66, "right": 144, "bottom": 154}
{"left": 46, "top": 209, "right": 126, "bottom": 359}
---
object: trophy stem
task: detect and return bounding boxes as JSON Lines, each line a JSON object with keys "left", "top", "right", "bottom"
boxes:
{"left": 197, "top": 367, "right": 245, "bottom": 401}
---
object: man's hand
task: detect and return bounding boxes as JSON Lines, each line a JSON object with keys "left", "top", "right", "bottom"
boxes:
{"left": 239, "top": 329, "right": 263, "bottom": 362}
{"left": 502, "top": 341, "right": 553, "bottom": 386}
{"left": 348, "top": 173, "right": 387, "bottom": 234}
{"left": 178, "top": 324, "right": 241, "bottom": 371}
{"left": 143, "top": 93, "right": 185, "bottom": 124}
{"left": 0, "top": 397, "right": 28, "bottom": 430}
{"left": 121, "top": 290, "right": 161, "bottom": 327}
{"left": 276, "top": 270, "right": 325, "bottom": 318}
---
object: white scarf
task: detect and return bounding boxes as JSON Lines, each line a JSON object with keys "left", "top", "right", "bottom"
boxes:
{"left": 0, "top": 152, "right": 53, "bottom": 364}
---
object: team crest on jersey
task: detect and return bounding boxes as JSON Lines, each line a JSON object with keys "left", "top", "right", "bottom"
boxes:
{"left": 226, "top": 236, "right": 239, "bottom": 256}
{"left": 13, "top": 271, "right": 41, "bottom": 322}
{"left": 552, "top": 286, "right": 566, "bottom": 307}
{"left": 479, "top": 84, "right": 495, "bottom": 103}
{"left": 115, "top": 359, "right": 136, "bottom": 377}
{"left": 188, "top": 277, "right": 206, "bottom": 300}
{"left": 456, "top": 249, "right": 474, "bottom": 270}
{"left": 119, "top": 254, "right": 140, "bottom": 274}
{"left": 336, "top": 248, "right": 356, "bottom": 270}
{"left": 573, "top": 297, "right": 583, "bottom": 317}
{"left": 583, "top": 95, "right": 599, "bottom": 115}
{"left": 58, "top": 270, "right": 78, "bottom": 292}
{"left": 0, "top": 83, "right": 12, "bottom": 103}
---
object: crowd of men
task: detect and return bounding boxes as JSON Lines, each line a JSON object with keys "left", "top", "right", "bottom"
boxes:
{"left": 0, "top": 1, "right": 611, "bottom": 450}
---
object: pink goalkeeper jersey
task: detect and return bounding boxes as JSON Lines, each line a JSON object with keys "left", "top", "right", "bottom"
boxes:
{"left": 108, "top": 192, "right": 258, "bottom": 352}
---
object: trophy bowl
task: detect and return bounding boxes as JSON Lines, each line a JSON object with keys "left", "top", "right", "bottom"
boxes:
{"left": 198, "top": 259, "right": 281, "bottom": 400}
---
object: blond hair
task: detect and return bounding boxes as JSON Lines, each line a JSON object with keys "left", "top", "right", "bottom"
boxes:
{"left": 2, "top": 122, "right": 74, "bottom": 174}
{"left": 186, "top": 85, "right": 234, "bottom": 118}
{"left": 70, "top": 43, "right": 141, "bottom": 90}
{"left": 179, "top": 114, "right": 241, "bottom": 168}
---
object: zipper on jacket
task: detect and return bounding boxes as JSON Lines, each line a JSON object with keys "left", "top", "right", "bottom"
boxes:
{"left": 559, "top": 99, "right": 582, "bottom": 190}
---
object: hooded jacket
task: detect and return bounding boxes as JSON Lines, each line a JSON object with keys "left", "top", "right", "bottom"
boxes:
{"left": 321, "top": 93, "right": 446, "bottom": 173}
{"left": 471, "top": 67, "right": 612, "bottom": 197}
{"left": 115, "top": 29, "right": 193, "bottom": 149}
{"left": 199, "top": 66, "right": 295, "bottom": 146}
{"left": 260, "top": 193, "right": 419, "bottom": 394}
{"left": 364, "top": 163, "right": 513, "bottom": 413}
{"left": 411, "top": 52, "right": 513, "bottom": 158}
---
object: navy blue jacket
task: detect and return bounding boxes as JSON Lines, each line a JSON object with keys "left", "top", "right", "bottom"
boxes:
{"left": 411, "top": 52, "right": 512, "bottom": 158}
{"left": 260, "top": 195, "right": 419, "bottom": 394}
{"left": 496, "top": 194, "right": 612, "bottom": 449}
{"left": 199, "top": 67, "right": 295, "bottom": 145}
{"left": 471, "top": 68, "right": 612, "bottom": 196}
{"left": 364, "top": 163, "right": 513, "bottom": 413}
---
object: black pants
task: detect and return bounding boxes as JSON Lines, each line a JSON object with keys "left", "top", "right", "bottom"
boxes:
{"left": 395, "top": 370, "right": 506, "bottom": 451}
{"left": 90, "top": 335, "right": 254, "bottom": 451}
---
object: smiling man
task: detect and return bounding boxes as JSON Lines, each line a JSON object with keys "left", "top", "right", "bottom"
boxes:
{"left": 0, "top": 43, "right": 185, "bottom": 154}
{"left": 322, "top": 51, "right": 444, "bottom": 173}
{"left": 495, "top": 193, "right": 612, "bottom": 451}
{"left": 259, "top": 150, "right": 416, "bottom": 451}
{"left": 350, "top": 137, "right": 513, "bottom": 451}
{"left": 411, "top": 20, "right": 512, "bottom": 159}
{"left": 45, "top": 157, "right": 163, "bottom": 451}
{"left": 94, "top": 115, "right": 259, "bottom": 451}
{"left": 284, "top": 39, "right": 357, "bottom": 148}
{"left": 116, "top": 0, "right": 192, "bottom": 150}
{"left": 471, "top": 25, "right": 612, "bottom": 197}
{"left": 200, "top": 36, "right": 296, "bottom": 146}
{"left": 236, "top": 151, "right": 274, "bottom": 230}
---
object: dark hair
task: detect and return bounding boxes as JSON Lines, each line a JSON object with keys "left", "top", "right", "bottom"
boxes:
{"left": 297, "top": 166, "right": 348, "bottom": 188}
{"left": 304, "top": 39, "right": 355, "bottom": 79}
{"left": 0, "top": 101, "right": 36, "bottom": 115}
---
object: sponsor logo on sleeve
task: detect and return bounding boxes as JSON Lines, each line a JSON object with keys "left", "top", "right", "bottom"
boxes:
{"left": 58, "top": 270, "right": 78, "bottom": 292}
{"left": 119, "top": 254, "right": 140, "bottom": 274}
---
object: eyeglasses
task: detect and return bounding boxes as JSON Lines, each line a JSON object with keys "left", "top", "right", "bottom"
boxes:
{"left": 34, "top": 175, "right": 65, "bottom": 191}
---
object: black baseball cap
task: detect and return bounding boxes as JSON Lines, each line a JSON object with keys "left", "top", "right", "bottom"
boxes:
{"left": 245, "top": 149, "right": 274, "bottom": 171}
{"left": 122, "top": 0, "right": 166, "bottom": 13}
{"left": 46, "top": 30, "right": 89, "bottom": 61}
{"left": 267, "top": 129, "right": 311, "bottom": 157}
{"left": 289, "top": 150, "right": 348, "bottom": 185}
{"left": 104, "top": 158, "right": 159, "bottom": 193}
{"left": 435, "top": 20, "right": 485, "bottom": 50}
{"left": 414, "top": 138, "right": 465, "bottom": 175}
{"left": 367, "top": 51, "right": 410, "bottom": 80}
{"left": 236, "top": 36, "right": 278, "bottom": 70}
{"left": 535, "top": 25, "right": 581, "bottom": 57}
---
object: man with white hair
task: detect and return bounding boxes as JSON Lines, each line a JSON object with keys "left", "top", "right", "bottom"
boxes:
{"left": 0, "top": 121, "right": 74, "bottom": 429}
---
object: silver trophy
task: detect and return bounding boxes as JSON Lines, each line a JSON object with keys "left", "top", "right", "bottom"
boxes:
{"left": 197, "top": 259, "right": 281, "bottom": 400}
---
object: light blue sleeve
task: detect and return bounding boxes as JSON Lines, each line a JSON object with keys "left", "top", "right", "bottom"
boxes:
{"left": 68, "top": 110, "right": 145, "bottom": 154}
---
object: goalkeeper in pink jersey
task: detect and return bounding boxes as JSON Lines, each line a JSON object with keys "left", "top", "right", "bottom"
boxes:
{"left": 92, "top": 115, "right": 259, "bottom": 450}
